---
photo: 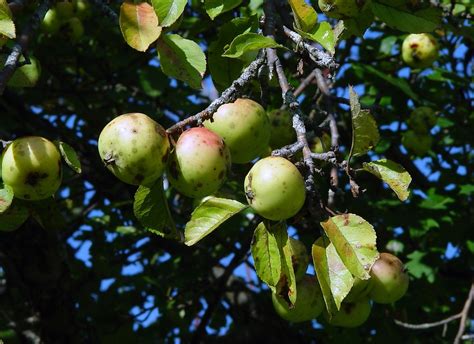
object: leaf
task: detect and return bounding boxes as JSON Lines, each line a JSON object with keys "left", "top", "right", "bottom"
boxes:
{"left": 250, "top": 221, "right": 297, "bottom": 304}
{"left": 157, "top": 34, "right": 207, "bottom": 89}
{"left": 320, "top": 214, "right": 379, "bottom": 280}
{"left": 371, "top": 2, "right": 441, "bottom": 33}
{"left": 134, "top": 178, "right": 177, "bottom": 238}
{"left": 295, "top": 22, "right": 336, "bottom": 54}
{"left": 288, "top": 0, "right": 317, "bottom": 32}
{"left": 340, "top": 6, "right": 374, "bottom": 38}
{"left": 119, "top": 1, "right": 162, "bottom": 52}
{"left": 0, "top": 0, "right": 15, "bottom": 39}
{"left": 348, "top": 86, "right": 379, "bottom": 159}
{"left": 0, "top": 183, "right": 13, "bottom": 214}
{"left": 184, "top": 197, "right": 247, "bottom": 246}
{"left": 151, "top": 0, "right": 187, "bottom": 27}
{"left": 405, "top": 251, "right": 435, "bottom": 283}
{"left": 222, "top": 33, "right": 283, "bottom": 59}
{"left": 205, "top": 0, "right": 242, "bottom": 20}
{"left": 362, "top": 159, "right": 412, "bottom": 201}
{"left": 312, "top": 238, "right": 354, "bottom": 314}
{"left": 0, "top": 201, "right": 28, "bottom": 232}
{"left": 57, "top": 141, "right": 82, "bottom": 174}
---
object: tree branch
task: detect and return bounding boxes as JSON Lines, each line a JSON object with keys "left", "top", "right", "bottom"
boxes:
{"left": 0, "top": 0, "right": 50, "bottom": 95}
{"left": 88, "top": 0, "right": 118, "bottom": 22}
{"left": 454, "top": 282, "right": 474, "bottom": 344}
{"left": 166, "top": 57, "right": 266, "bottom": 134}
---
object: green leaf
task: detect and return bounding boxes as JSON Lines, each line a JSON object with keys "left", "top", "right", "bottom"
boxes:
{"left": 222, "top": 33, "right": 283, "bottom": 59}
{"left": 157, "top": 34, "right": 207, "bottom": 89}
{"left": 419, "top": 188, "right": 454, "bottom": 210}
{"left": 288, "top": 0, "right": 317, "bottom": 32}
{"left": 320, "top": 214, "right": 379, "bottom": 280}
{"left": 371, "top": 2, "right": 441, "bottom": 33}
{"left": 134, "top": 178, "right": 177, "bottom": 238}
{"left": 340, "top": 6, "right": 374, "bottom": 38}
{"left": 405, "top": 251, "right": 435, "bottom": 283}
{"left": 250, "top": 221, "right": 297, "bottom": 304}
{"left": 0, "top": 183, "right": 13, "bottom": 214}
{"left": 208, "top": 16, "right": 256, "bottom": 90}
{"left": 348, "top": 87, "right": 379, "bottom": 159}
{"left": 0, "top": 201, "right": 28, "bottom": 232}
{"left": 205, "top": 0, "right": 242, "bottom": 20}
{"left": 184, "top": 197, "right": 247, "bottom": 246}
{"left": 362, "top": 159, "right": 412, "bottom": 201}
{"left": 0, "top": 0, "right": 15, "bottom": 39}
{"left": 57, "top": 141, "right": 82, "bottom": 174}
{"left": 119, "top": 1, "right": 162, "bottom": 52}
{"left": 151, "top": 0, "right": 187, "bottom": 27}
{"left": 296, "top": 22, "right": 336, "bottom": 54}
{"left": 312, "top": 238, "right": 354, "bottom": 314}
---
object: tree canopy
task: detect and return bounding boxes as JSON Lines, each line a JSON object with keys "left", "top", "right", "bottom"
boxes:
{"left": 0, "top": 0, "right": 473, "bottom": 343}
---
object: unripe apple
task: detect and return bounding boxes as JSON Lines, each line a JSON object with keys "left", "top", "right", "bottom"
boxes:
{"left": 311, "top": 132, "right": 331, "bottom": 154}
{"left": 344, "top": 278, "right": 373, "bottom": 302}
{"left": 55, "top": 1, "right": 75, "bottom": 18}
{"left": 98, "top": 113, "right": 170, "bottom": 186}
{"left": 369, "top": 252, "right": 409, "bottom": 304}
{"left": 272, "top": 274, "right": 324, "bottom": 322}
{"left": 73, "top": 0, "right": 91, "bottom": 19}
{"left": 267, "top": 109, "right": 296, "bottom": 149}
{"left": 325, "top": 298, "right": 371, "bottom": 327}
{"left": 1, "top": 137, "right": 62, "bottom": 200}
{"left": 42, "top": 9, "right": 62, "bottom": 34}
{"left": 204, "top": 98, "right": 270, "bottom": 164}
{"left": 318, "top": 0, "right": 371, "bottom": 19}
{"left": 167, "top": 127, "right": 231, "bottom": 198}
{"left": 402, "top": 33, "right": 439, "bottom": 69}
{"left": 244, "top": 157, "right": 306, "bottom": 221}
{"left": 64, "top": 17, "right": 84, "bottom": 42}
{"left": 402, "top": 130, "right": 432, "bottom": 156}
{"left": 7, "top": 56, "right": 41, "bottom": 88}
{"left": 407, "top": 106, "right": 437, "bottom": 134}
{"left": 289, "top": 238, "right": 309, "bottom": 281}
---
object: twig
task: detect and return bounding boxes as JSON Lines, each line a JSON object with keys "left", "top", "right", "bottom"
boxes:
{"left": 282, "top": 26, "right": 337, "bottom": 70}
{"left": 394, "top": 313, "right": 462, "bottom": 330}
{"left": 272, "top": 141, "right": 304, "bottom": 157}
{"left": 293, "top": 69, "right": 317, "bottom": 97}
{"left": 166, "top": 57, "right": 266, "bottom": 134}
{"left": 0, "top": 0, "right": 50, "bottom": 95}
{"left": 454, "top": 282, "right": 474, "bottom": 344}
{"left": 88, "top": 0, "right": 118, "bottom": 22}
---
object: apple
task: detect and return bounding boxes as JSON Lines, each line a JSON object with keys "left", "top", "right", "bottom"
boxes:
{"left": 244, "top": 157, "right": 306, "bottom": 221}
{"left": 1, "top": 137, "right": 62, "bottom": 200}
{"left": 167, "top": 127, "right": 231, "bottom": 198}
{"left": 369, "top": 252, "right": 409, "bottom": 304}
{"left": 98, "top": 113, "right": 170, "bottom": 186}
{"left": 325, "top": 298, "right": 371, "bottom": 327}
{"left": 407, "top": 106, "right": 437, "bottom": 134}
{"left": 318, "top": 0, "right": 371, "bottom": 19}
{"left": 267, "top": 109, "right": 296, "bottom": 149}
{"left": 402, "top": 130, "right": 432, "bottom": 156}
{"left": 402, "top": 33, "right": 439, "bottom": 69}
{"left": 344, "top": 278, "right": 373, "bottom": 302}
{"left": 204, "top": 98, "right": 270, "bottom": 164}
{"left": 272, "top": 274, "right": 324, "bottom": 322}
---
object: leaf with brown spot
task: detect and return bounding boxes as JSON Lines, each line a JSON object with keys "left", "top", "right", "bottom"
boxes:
{"left": 320, "top": 214, "right": 379, "bottom": 280}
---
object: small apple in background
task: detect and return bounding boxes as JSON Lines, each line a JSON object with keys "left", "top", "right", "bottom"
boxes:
{"left": 244, "top": 156, "right": 306, "bottom": 221}
{"left": 272, "top": 275, "right": 324, "bottom": 322}
{"left": 402, "top": 33, "right": 439, "bottom": 69}
{"left": 1, "top": 136, "right": 62, "bottom": 200}
{"left": 402, "top": 130, "right": 432, "bottom": 156}
{"left": 167, "top": 127, "right": 231, "bottom": 198}
{"left": 204, "top": 98, "right": 270, "bottom": 164}
{"left": 98, "top": 113, "right": 170, "bottom": 186}
{"left": 369, "top": 252, "right": 409, "bottom": 304}
{"left": 407, "top": 106, "right": 437, "bottom": 134}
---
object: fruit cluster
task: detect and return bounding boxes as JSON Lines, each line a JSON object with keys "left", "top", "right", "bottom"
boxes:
{"left": 272, "top": 245, "right": 409, "bottom": 327}
{"left": 41, "top": 0, "right": 90, "bottom": 41}
{"left": 97, "top": 99, "right": 308, "bottom": 221}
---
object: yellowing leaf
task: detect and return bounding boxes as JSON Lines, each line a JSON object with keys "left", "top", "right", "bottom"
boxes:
{"left": 288, "top": 0, "right": 317, "bottom": 32}
{"left": 120, "top": 1, "right": 162, "bottom": 52}
{"left": 0, "top": 0, "right": 15, "bottom": 39}
{"left": 362, "top": 159, "right": 412, "bottom": 201}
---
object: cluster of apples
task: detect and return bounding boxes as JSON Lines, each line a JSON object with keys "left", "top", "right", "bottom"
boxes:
{"left": 402, "top": 106, "right": 437, "bottom": 156}
{"left": 41, "top": 0, "right": 90, "bottom": 41}
{"left": 1, "top": 137, "right": 62, "bottom": 201}
{"left": 272, "top": 242, "right": 409, "bottom": 327}
{"left": 97, "top": 99, "right": 308, "bottom": 221}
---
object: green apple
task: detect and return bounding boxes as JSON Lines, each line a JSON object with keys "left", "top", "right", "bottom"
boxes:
{"left": 244, "top": 157, "right": 306, "bottom": 221}
{"left": 167, "top": 127, "right": 231, "bottom": 198}
{"left": 64, "top": 17, "right": 84, "bottom": 42}
{"left": 402, "top": 130, "right": 432, "bottom": 156}
{"left": 407, "top": 106, "right": 437, "bottom": 134}
{"left": 1, "top": 137, "right": 62, "bottom": 200}
{"left": 98, "top": 113, "right": 170, "bottom": 186}
{"left": 344, "top": 278, "right": 373, "bottom": 302}
{"left": 42, "top": 9, "right": 62, "bottom": 34}
{"left": 7, "top": 56, "right": 41, "bottom": 88}
{"left": 325, "top": 298, "right": 371, "bottom": 327}
{"left": 369, "top": 253, "right": 409, "bottom": 304}
{"left": 272, "top": 275, "right": 324, "bottom": 322}
{"left": 402, "top": 33, "right": 439, "bottom": 69}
